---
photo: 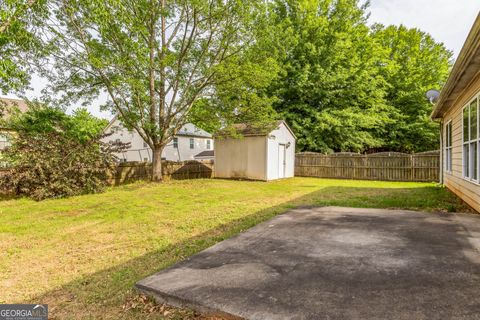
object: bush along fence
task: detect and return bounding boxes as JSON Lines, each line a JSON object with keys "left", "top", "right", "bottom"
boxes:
{"left": 107, "top": 160, "right": 214, "bottom": 185}
{"left": 295, "top": 151, "right": 440, "bottom": 182}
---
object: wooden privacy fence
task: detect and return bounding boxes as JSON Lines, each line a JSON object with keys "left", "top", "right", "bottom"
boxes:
{"left": 295, "top": 151, "right": 440, "bottom": 182}
{"left": 108, "top": 160, "right": 214, "bottom": 185}
{"left": 0, "top": 160, "right": 214, "bottom": 188}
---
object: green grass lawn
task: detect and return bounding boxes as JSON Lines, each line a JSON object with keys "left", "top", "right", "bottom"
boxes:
{"left": 0, "top": 178, "right": 468, "bottom": 319}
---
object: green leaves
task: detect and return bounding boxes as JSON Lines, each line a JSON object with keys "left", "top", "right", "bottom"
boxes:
{"left": 0, "top": 0, "right": 49, "bottom": 94}
{"left": 68, "top": 108, "right": 109, "bottom": 143}
{"left": 6, "top": 104, "right": 107, "bottom": 143}
{"left": 269, "top": 0, "right": 390, "bottom": 153}
{"left": 35, "top": 0, "right": 277, "bottom": 173}
{"left": 267, "top": 0, "right": 451, "bottom": 153}
{"left": 3, "top": 0, "right": 453, "bottom": 155}
{"left": 0, "top": 106, "right": 117, "bottom": 200}
{"left": 372, "top": 24, "right": 452, "bottom": 152}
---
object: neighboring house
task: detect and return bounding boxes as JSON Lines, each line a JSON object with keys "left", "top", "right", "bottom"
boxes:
{"left": 431, "top": 13, "right": 480, "bottom": 212}
{"left": 103, "top": 117, "right": 214, "bottom": 162}
{"left": 214, "top": 120, "right": 296, "bottom": 181}
{"left": 0, "top": 98, "right": 28, "bottom": 151}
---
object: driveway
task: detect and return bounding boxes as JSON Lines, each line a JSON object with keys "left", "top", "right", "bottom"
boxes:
{"left": 136, "top": 207, "right": 480, "bottom": 319}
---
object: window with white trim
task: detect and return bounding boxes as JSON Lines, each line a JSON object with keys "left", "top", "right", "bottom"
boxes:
{"left": 463, "top": 97, "right": 479, "bottom": 181}
{"left": 206, "top": 139, "right": 211, "bottom": 150}
{"left": 189, "top": 138, "right": 194, "bottom": 149}
{"left": 445, "top": 120, "right": 452, "bottom": 173}
{"left": 173, "top": 137, "right": 178, "bottom": 148}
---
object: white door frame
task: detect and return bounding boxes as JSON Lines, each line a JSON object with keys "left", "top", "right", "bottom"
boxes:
{"left": 278, "top": 143, "right": 286, "bottom": 178}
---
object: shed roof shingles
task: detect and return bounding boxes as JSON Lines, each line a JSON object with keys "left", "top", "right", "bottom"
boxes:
{"left": 194, "top": 150, "right": 214, "bottom": 158}
{"left": 215, "top": 120, "right": 296, "bottom": 139}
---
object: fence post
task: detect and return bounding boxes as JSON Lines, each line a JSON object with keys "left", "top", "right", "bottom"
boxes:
{"left": 410, "top": 154, "right": 414, "bottom": 181}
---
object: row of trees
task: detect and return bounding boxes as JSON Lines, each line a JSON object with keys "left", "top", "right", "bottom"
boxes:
{"left": 2, "top": 0, "right": 452, "bottom": 182}
{"left": 267, "top": 0, "right": 451, "bottom": 153}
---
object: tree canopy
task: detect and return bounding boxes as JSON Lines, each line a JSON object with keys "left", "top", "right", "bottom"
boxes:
{"left": 0, "top": 0, "right": 48, "bottom": 94}
{"left": 268, "top": 0, "right": 394, "bottom": 153}
{"left": 266, "top": 0, "right": 452, "bottom": 153}
{"left": 33, "top": 0, "right": 277, "bottom": 180}
{"left": 6, "top": 105, "right": 108, "bottom": 142}
{"left": 371, "top": 24, "right": 452, "bottom": 152}
{"left": 2, "top": 0, "right": 453, "bottom": 161}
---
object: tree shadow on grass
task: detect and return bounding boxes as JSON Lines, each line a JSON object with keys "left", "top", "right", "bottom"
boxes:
{"left": 28, "top": 185, "right": 466, "bottom": 319}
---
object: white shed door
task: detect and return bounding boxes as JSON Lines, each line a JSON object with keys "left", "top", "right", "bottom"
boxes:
{"left": 278, "top": 144, "right": 286, "bottom": 178}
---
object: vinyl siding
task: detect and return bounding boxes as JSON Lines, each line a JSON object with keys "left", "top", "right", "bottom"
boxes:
{"left": 214, "top": 136, "right": 267, "bottom": 180}
{"left": 266, "top": 123, "right": 296, "bottom": 180}
{"left": 102, "top": 120, "right": 213, "bottom": 162}
{"left": 442, "top": 73, "right": 480, "bottom": 212}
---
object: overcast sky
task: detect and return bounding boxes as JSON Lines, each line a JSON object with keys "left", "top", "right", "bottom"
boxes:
{"left": 368, "top": 0, "right": 480, "bottom": 57}
{"left": 3, "top": 0, "right": 480, "bottom": 119}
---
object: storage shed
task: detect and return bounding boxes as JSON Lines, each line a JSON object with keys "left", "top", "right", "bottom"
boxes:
{"left": 214, "top": 121, "right": 296, "bottom": 181}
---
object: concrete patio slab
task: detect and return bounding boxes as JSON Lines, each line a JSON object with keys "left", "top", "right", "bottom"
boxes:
{"left": 136, "top": 207, "right": 480, "bottom": 320}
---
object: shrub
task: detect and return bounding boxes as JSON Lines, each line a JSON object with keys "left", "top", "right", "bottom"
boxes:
{"left": 0, "top": 106, "right": 126, "bottom": 200}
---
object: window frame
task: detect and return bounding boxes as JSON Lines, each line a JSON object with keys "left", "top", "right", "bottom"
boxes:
{"left": 445, "top": 120, "right": 452, "bottom": 173}
{"left": 0, "top": 134, "right": 11, "bottom": 150}
{"left": 173, "top": 137, "right": 178, "bottom": 149}
{"left": 206, "top": 139, "right": 211, "bottom": 150}
{"left": 189, "top": 138, "right": 194, "bottom": 149}
{"left": 462, "top": 96, "right": 480, "bottom": 183}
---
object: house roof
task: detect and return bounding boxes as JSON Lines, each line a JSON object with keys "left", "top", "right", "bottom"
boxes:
{"left": 215, "top": 120, "right": 296, "bottom": 139}
{"left": 194, "top": 150, "right": 214, "bottom": 158}
{"left": 0, "top": 97, "right": 28, "bottom": 119}
{"left": 432, "top": 13, "right": 480, "bottom": 119}
{"left": 175, "top": 124, "right": 212, "bottom": 138}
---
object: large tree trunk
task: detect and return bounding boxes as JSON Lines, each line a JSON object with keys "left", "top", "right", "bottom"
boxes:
{"left": 152, "top": 146, "right": 163, "bottom": 182}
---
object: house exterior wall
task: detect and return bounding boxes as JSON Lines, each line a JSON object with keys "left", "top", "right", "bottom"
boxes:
{"left": 0, "top": 134, "right": 10, "bottom": 151}
{"left": 0, "top": 98, "right": 28, "bottom": 151}
{"left": 266, "top": 123, "right": 296, "bottom": 180}
{"left": 103, "top": 120, "right": 213, "bottom": 162}
{"left": 442, "top": 73, "right": 480, "bottom": 212}
{"left": 214, "top": 136, "right": 267, "bottom": 180}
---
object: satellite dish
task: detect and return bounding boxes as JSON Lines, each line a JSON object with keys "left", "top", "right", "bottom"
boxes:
{"left": 426, "top": 89, "right": 440, "bottom": 104}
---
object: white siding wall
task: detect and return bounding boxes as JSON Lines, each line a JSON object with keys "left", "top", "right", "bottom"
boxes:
{"left": 103, "top": 119, "right": 213, "bottom": 162}
{"left": 0, "top": 134, "right": 10, "bottom": 151}
{"left": 214, "top": 136, "right": 267, "bottom": 180}
{"left": 442, "top": 73, "right": 480, "bottom": 213}
{"left": 266, "top": 123, "right": 296, "bottom": 180}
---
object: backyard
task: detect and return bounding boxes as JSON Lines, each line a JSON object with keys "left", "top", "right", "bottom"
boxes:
{"left": 0, "top": 178, "right": 468, "bottom": 319}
